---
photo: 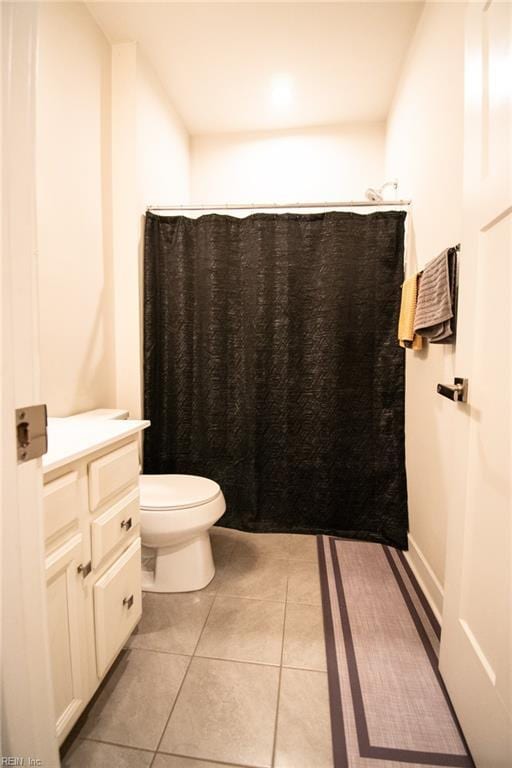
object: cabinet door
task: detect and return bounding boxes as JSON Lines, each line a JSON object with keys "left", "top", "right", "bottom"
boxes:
{"left": 94, "top": 537, "right": 142, "bottom": 678}
{"left": 45, "top": 533, "right": 86, "bottom": 742}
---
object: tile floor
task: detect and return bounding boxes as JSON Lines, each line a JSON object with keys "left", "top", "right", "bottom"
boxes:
{"left": 62, "top": 528, "right": 333, "bottom": 768}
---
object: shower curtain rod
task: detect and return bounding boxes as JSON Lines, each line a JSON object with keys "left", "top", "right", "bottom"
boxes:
{"left": 146, "top": 200, "right": 412, "bottom": 212}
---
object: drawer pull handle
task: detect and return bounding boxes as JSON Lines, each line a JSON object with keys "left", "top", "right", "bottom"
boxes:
{"left": 121, "top": 517, "right": 133, "bottom": 531}
{"left": 123, "top": 594, "right": 134, "bottom": 609}
{"left": 77, "top": 561, "right": 92, "bottom": 578}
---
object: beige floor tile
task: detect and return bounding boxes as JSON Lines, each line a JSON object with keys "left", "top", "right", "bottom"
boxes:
{"left": 127, "top": 592, "right": 213, "bottom": 655}
{"left": 282, "top": 603, "right": 327, "bottom": 671}
{"left": 212, "top": 525, "right": 243, "bottom": 539}
{"left": 196, "top": 595, "right": 285, "bottom": 665}
{"left": 274, "top": 668, "right": 333, "bottom": 768}
{"left": 153, "top": 755, "right": 243, "bottom": 768}
{"left": 217, "top": 554, "right": 289, "bottom": 602}
{"left": 230, "top": 531, "right": 291, "bottom": 560}
{"left": 160, "top": 657, "right": 280, "bottom": 767}
{"left": 287, "top": 533, "right": 319, "bottom": 562}
{"left": 287, "top": 560, "right": 322, "bottom": 605}
{"left": 79, "top": 649, "right": 189, "bottom": 750}
{"left": 210, "top": 528, "right": 237, "bottom": 563}
{"left": 62, "top": 740, "right": 153, "bottom": 767}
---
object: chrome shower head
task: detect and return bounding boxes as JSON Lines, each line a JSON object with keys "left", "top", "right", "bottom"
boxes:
{"left": 365, "top": 180, "right": 398, "bottom": 202}
{"left": 365, "top": 187, "right": 383, "bottom": 202}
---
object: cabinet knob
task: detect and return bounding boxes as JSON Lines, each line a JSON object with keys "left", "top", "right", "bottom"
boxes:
{"left": 123, "top": 594, "right": 134, "bottom": 609}
{"left": 77, "top": 561, "right": 92, "bottom": 578}
{"left": 120, "top": 517, "right": 133, "bottom": 531}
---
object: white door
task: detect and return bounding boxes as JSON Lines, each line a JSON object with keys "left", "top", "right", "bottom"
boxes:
{"left": 439, "top": 2, "right": 511, "bottom": 765}
{"left": 1, "top": 3, "right": 60, "bottom": 764}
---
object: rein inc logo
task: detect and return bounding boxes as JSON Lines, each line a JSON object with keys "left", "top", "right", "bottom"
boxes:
{"left": 1, "top": 759, "right": 42, "bottom": 766}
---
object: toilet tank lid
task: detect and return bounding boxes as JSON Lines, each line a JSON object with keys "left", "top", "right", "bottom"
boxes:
{"left": 139, "top": 474, "right": 221, "bottom": 510}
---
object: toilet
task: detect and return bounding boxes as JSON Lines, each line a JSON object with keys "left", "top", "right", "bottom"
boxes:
{"left": 139, "top": 474, "right": 226, "bottom": 592}
{"left": 64, "top": 409, "right": 226, "bottom": 593}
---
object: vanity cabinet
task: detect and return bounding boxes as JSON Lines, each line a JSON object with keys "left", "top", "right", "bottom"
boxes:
{"left": 42, "top": 420, "right": 148, "bottom": 745}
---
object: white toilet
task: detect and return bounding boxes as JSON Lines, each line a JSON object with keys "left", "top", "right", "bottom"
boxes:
{"left": 64, "top": 409, "right": 226, "bottom": 593}
{"left": 139, "top": 473, "right": 226, "bottom": 592}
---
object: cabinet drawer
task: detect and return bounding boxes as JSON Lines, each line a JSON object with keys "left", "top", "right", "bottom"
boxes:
{"left": 94, "top": 537, "right": 142, "bottom": 678}
{"left": 91, "top": 488, "right": 140, "bottom": 568}
{"left": 43, "top": 471, "right": 80, "bottom": 542}
{"left": 88, "top": 441, "right": 139, "bottom": 511}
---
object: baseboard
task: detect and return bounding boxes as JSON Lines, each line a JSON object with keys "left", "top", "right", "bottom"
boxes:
{"left": 404, "top": 534, "right": 444, "bottom": 626}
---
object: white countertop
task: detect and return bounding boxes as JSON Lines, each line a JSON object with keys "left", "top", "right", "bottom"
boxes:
{"left": 43, "top": 417, "right": 150, "bottom": 474}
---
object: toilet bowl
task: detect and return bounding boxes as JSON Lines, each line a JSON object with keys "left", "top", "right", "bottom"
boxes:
{"left": 139, "top": 474, "right": 226, "bottom": 593}
{"left": 63, "top": 409, "right": 225, "bottom": 593}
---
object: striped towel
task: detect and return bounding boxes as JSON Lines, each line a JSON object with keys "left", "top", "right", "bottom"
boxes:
{"left": 414, "top": 248, "right": 457, "bottom": 343}
{"left": 398, "top": 275, "right": 423, "bottom": 350}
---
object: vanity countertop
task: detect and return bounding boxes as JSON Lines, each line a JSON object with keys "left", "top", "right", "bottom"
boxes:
{"left": 43, "top": 417, "right": 150, "bottom": 474}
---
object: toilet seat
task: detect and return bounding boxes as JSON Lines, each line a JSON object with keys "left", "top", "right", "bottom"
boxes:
{"left": 139, "top": 474, "right": 221, "bottom": 510}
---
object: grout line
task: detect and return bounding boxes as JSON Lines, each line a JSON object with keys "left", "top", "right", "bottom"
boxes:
{"left": 286, "top": 599, "right": 321, "bottom": 607}
{"left": 148, "top": 591, "right": 219, "bottom": 768}
{"left": 193, "top": 653, "right": 282, "bottom": 668}
{"left": 270, "top": 563, "right": 289, "bottom": 768}
{"left": 210, "top": 593, "right": 287, "bottom": 605}
{"left": 125, "top": 646, "right": 192, "bottom": 659}
{"left": 75, "top": 736, "right": 154, "bottom": 754}
{"left": 281, "top": 664, "right": 328, "bottom": 674}
{"left": 215, "top": 592, "right": 286, "bottom": 604}
{"left": 123, "top": 646, "right": 311, "bottom": 672}
{"left": 156, "top": 748, "right": 263, "bottom": 768}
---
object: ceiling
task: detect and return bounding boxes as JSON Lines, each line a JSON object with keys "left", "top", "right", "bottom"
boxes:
{"left": 88, "top": 2, "right": 423, "bottom": 135}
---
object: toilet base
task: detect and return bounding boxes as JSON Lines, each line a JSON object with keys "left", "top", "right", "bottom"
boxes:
{"left": 142, "top": 530, "right": 215, "bottom": 593}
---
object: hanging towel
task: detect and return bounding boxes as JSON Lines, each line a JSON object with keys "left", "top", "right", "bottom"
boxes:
{"left": 398, "top": 274, "right": 423, "bottom": 350}
{"left": 414, "top": 248, "right": 458, "bottom": 343}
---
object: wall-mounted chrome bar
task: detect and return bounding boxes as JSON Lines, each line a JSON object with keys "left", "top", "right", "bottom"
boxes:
{"left": 146, "top": 200, "right": 412, "bottom": 212}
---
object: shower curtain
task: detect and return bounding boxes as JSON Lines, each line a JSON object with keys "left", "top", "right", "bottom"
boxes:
{"left": 143, "top": 210, "right": 408, "bottom": 549}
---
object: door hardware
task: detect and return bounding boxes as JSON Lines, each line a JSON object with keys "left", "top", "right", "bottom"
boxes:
{"left": 77, "top": 561, "right": 92, "bottom": 578}
{"left": 16, "top": 404, "right": 48, "bottom": 462}
{"left": 437, "top": 378, "right": 468, "bottom": 403}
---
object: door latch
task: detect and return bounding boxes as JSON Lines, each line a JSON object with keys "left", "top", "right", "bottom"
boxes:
{"left": 16, "top": 404, "right": 48, "bottom": 462}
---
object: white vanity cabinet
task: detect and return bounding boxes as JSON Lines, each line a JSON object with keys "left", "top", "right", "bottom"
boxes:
{"left": 42, "top": 419, "right": 149, "bottom": 744}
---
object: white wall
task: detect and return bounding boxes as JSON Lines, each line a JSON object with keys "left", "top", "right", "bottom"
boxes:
{"left": 111, "top": 43, "right": 189, "bottom": 419}
{"left": 136, "top": 57, "right": 190, "bottom": 211}
{"left": 37, "top": 2, "right": 116, "bottom": 416}
{"left": 386, "top": 2, "right": 465, "bottom": 616}
{"left": 36, "top": 3, "right": 189, "bottom": 420}
{"left": 191, "top": 123, "right": 385, "bottom": 203}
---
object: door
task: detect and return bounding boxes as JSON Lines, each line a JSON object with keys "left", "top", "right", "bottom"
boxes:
{"left": 45, "top": 534, "right": 86, "bottom": 742}
{"left": 1, "top": 3, "right": 60, "bottom": 763}
{"left": 439, "top": 2, "right": 511, "bottom": 765}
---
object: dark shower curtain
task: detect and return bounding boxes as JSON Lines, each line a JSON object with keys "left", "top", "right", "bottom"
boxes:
{"left": 143, "top": 210, "right": 408, "bottom": 549}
